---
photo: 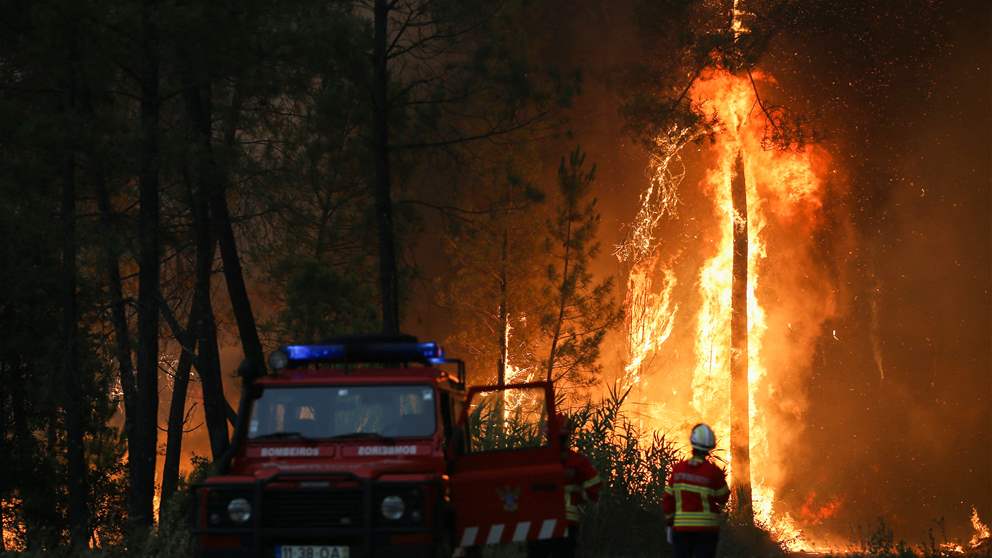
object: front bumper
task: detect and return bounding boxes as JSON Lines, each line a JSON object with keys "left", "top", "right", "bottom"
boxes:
{"left": 195, "top": 530, "right": 438, "bottom": 558}
{"left": 192, "top": 472, "right": 447, "bottom": 558}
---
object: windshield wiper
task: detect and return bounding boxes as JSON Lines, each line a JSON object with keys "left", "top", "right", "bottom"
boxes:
{"left": 252, "top": 431, "right": 315, "bottom": 441}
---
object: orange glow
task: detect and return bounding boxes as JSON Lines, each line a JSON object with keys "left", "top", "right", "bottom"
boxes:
{"left": 798, "top": 491, "right": 843, "bottom": 525}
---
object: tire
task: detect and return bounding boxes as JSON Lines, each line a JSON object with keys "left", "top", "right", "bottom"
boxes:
{"left": 432, "top": 537, "right": 454, "bottom": 558}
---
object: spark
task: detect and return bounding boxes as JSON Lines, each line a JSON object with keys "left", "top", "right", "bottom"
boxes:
{"left": 614, "top": 125, "right": 703, "bottom": 264}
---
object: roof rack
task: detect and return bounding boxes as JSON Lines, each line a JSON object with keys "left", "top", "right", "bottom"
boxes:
{"left": 267, "top": 335, "right": 465, "bottom": 384}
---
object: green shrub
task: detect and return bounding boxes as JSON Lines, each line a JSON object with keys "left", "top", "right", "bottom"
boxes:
{"left": 568, "top": 384, "right": 679, "bottom": 557}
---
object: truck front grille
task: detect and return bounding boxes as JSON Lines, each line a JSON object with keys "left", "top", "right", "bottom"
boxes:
{"left": 262, "top": 490, "right": 364, "bottom": 528}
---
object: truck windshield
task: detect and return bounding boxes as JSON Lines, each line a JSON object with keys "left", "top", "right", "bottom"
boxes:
{"left": 248, "top": 385, "right": 437, "bottom": 440}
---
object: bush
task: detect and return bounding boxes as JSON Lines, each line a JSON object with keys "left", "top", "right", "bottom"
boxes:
{"left": 569, "top": 384, "right": 680, "bottom": 558}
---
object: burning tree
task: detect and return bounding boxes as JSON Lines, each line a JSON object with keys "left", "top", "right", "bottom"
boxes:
{"left": 617, "top": 0, "right": 837, "bottom": 538}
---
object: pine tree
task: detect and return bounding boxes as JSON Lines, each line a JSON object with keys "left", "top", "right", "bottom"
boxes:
{"left": 541, "top": 147, "right": 622, "bottom": 390}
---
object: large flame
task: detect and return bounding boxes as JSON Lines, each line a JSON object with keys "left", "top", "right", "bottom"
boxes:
{"left": 970, "top": 506, "right": 991, "bottom": 549}
{"left": 623, "top": 67, "right": 839, "bottom": 551}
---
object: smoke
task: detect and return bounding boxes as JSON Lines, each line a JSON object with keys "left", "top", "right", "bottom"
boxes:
{"left": 761, "top": 1, "right": 991, "bottom": 543}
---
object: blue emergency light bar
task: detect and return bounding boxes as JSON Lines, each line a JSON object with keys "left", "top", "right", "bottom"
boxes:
{"left": 268, "top": 338, "right": 445, "bottom": 371}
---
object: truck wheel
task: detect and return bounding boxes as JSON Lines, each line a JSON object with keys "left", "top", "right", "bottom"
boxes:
{"left": 433, "top": 534, "right": 454, "bottom": 558}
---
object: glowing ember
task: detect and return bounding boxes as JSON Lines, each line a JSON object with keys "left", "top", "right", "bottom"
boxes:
{"left": 501, "top": 318, "right": 536, "bottom": 419}
{"left": 798, "top": 491, "right": 843, "bottom": 525}
{"left": 970, "top": 506, "right": 990, "bottom": 549}
{"left": 940, "top": 542, "right": 966, "bottom": 555}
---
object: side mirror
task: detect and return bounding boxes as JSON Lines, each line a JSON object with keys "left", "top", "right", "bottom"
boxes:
{"left": 248, "top": 384, "right": 263, "bottom": 399}
{"left": 237, "top": 358, "right": 264, "bottom": 381}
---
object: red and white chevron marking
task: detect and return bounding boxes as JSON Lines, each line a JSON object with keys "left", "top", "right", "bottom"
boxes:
{"left": 458, "top": 519, "right": 566, "bottom": 547}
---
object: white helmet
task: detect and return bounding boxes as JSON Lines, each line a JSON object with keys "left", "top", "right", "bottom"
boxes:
{"left": 690, "top": 423, "right": 716, "bottom": 452}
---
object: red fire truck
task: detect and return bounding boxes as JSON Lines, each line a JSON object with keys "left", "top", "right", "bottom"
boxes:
{"left": 192, "top": 336, "right": 570, "bottom": 558}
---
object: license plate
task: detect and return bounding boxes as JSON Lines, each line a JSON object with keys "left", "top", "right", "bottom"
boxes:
{"left": 277, "top": 545, "right": 349, "bottom": 558}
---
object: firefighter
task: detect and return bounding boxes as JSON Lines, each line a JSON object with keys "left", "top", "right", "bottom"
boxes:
{"left": 528, "top": 415, "right": 601, "bottom": 558}
{"left": 662, "top": 423, "right": 730, "bottom": 558}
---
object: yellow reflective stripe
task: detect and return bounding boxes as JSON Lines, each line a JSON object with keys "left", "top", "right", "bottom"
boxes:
{"left": 713, "top": 486, "right": 730, "bottom": 497}
{"left": 564, "top": 482, "right": 587, "bottom": 521}
{"left": 674, "top": 514, "right": 721, "bottom": 525}
{"left": 664, "top": 485, "right": 674, "bottom": 494}
{"left": 675, "top": 514, "right": 721, "bottom": 524}
{"left": 672, "top": 483, "right": 719, "bottom": 495}
{"left": 582, "top": 475, "right": 602, "bottom": 488}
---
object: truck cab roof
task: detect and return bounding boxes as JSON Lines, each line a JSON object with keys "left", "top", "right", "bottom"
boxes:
{"left": 254, "top": 366, "right": 462, "bottom": 388}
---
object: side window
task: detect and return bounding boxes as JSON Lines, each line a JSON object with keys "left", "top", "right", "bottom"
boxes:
{"left": 466, "top": 386, "right": 548, "bottom": 453}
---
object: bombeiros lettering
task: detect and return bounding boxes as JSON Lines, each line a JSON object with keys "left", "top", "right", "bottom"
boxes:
{"left": 261, "top": 447, "right": 320, "bottom": 457}
{"left": 357, "top": 445, "right": 418, "bottom": 456}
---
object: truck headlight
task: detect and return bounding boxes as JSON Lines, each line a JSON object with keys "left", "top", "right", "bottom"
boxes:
{"left": 380, "top": 495, "right": 405, "bottom": 520}
{"left": 227, "top": 497, "right": 252, "bottom": 524}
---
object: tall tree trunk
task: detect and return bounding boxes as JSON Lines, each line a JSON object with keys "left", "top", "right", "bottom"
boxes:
{"left": 211, "top": 82, "right": 265, "bottom": 380}
{"left": 61, "top": 123, "right": 88, "bottom": 550}
{"left": 179, "top": 47, "right": 232, "bottom": 460}
{"left": 497, "top": 228, "right": 508, "bottom": 387}
{"left": 60, "top": 26, "right": 88, "bottom": 547}
{"left": 730, "top": 149, "right": 752, "bottom": 521}
{"left": 0, "top": 367, "right": 7, "bottom": 554}
{"left": 9, "top": 375, "right": 36, "bottom": 549}
{"left": 210, "top": 170, "right": 265, "bottom": 377}
{"left": 94, "top": 166, "right": 139, "bottom": 524}
{"left": 160, "top": 295, "right": 200, "bottom": 504}
{"left": 133, "top": 0, "right": 161, "bottom": 529}
{"left": 373, "top": 0, "right": 400, "bottom": 334}
{"left": 193, "top": 181, "right": 229, "bottom": 461}
{"left": 545, "top": 220, "right": 572, "bottom": 382}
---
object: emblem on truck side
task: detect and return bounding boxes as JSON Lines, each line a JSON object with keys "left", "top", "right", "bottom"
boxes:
{"left": 497, "top": 486, "right": 520, "bottom": 512}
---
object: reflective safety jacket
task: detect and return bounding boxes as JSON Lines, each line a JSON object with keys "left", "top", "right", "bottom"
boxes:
{"left": 563, "top": 449, "right": 601, "bottom": 524}
{"left": 662, "top": 456, "right": 730, "bottom": 531}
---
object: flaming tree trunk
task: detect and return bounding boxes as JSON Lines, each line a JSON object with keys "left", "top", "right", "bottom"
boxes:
{"left": 497, "top": 228, "right": 508, "bottom": 386}
{"left": 730, "top": 149, "right": 753, "bottom": 521}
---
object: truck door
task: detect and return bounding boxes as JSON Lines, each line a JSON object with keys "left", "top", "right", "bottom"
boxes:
{"left": 449, "top": 382, "right": 568, "bottom": 548}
